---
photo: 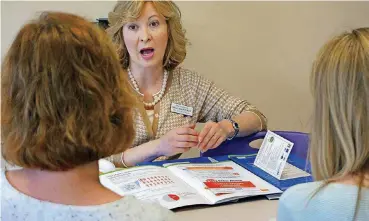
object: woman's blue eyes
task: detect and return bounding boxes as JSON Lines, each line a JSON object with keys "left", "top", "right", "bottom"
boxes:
{"left": 127, "top": 21, "right": 160, "bottom": 30}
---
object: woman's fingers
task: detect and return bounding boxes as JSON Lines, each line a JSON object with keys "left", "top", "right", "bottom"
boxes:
{"left": 203, "top": 134, "right": 226, "bottom": 152}
{"left": 176, "top": 134, "right": 199, "bottom": 142}
{"left": 198, "top": 122, "right": 213, "bottom": 143}
{"left": 175, "top": 141, "right": 198, "bottom": 148}
{"left": 176, "top": 127, "right": 198, "bottom": 136}
{"left": 199, "top": 124, "right": 218, "bottom": 150}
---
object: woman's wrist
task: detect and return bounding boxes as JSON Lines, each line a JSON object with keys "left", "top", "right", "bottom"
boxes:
{"left": 218, "top": 119, "right": 236, "bottom": 138}
{"left": 119, "top": 140, "right": 161, "bottom": 167}
{"left": 150, "top": 139, "right": 163, "bottom": 158}
{"left": 121, "top": 151, "right": 129, "bottom": 168}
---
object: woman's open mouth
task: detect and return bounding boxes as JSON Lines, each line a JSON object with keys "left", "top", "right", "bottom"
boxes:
{"left": 140, "top": 48, "right": 155, "bottom": 60}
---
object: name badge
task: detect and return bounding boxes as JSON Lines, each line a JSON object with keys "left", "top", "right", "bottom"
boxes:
{"left": 171, "top": 103, "right": 193, "bottom": 116}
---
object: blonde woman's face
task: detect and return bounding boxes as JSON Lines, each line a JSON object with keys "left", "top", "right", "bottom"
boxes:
{"left": 123, "top": 2, "right": 168, "bottom": 69}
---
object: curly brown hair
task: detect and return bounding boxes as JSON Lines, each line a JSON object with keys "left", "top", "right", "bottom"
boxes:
{"left": 106, "top": 0, "right": 187, "bottom": 70}
{"left": 1, "top": 11, "right": 136, "bottom": 171}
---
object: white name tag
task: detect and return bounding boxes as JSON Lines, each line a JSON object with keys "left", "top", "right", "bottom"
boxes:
{"left": 254, "top": 130, "right": 294, "bottom": 180}
{"left": 171, "top": 103, "right": 193, "bottom": 116}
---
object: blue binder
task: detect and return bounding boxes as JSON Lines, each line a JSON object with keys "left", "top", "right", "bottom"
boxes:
{"left": 229, "top": 153, "right": 313, "bottom": 191}
{"left": 136, "top": 155, "right": 230, "bottom": 167}
{"left": 137, "top": 154, "right": 312, "bottom": 191}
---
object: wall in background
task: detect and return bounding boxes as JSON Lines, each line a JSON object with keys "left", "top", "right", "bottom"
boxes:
{"left": 2, "top": 1, "right": 369, "bottom": 133}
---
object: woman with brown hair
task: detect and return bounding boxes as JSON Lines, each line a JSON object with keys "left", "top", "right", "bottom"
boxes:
{"left": 1, "top": 11, "right": 174, "bottom": 221}
{"left": 106, "top": 0, "right": 268, "bottom": 167}
{"left": 277, "top": 28, "right": 369, "bottom": 220}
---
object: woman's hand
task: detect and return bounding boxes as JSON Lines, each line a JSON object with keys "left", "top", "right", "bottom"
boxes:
{"left": 198, "top": 120, "right": 234, "bottom": 152}
{"left": 157, "top": 124, "right": 199, "bottom": 156}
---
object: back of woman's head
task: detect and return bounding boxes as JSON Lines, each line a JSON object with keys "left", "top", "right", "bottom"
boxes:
{"left": 310, "top": 27, "right": 369, "bottom": 181}
{"left": 1, "top": 12, "right": 135, "bottom": 171}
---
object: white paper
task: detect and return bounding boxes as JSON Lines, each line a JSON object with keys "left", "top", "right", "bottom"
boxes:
{"left": 98, "top": 159, "right": 116, "bottom": 173}
{"left": 167, "top": 161, "right": 282, "bottom": 204}
{"left": 99, "top": 166, "right": 209, "bottom": 209}
{"left": 254, "top": 130, "right": 294, "bottom": 179}
{"left": 279, "top": 162, "right": 311, "bottom": 180}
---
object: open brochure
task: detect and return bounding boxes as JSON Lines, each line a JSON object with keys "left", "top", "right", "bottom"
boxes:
{"left": 99, "top": 161, "right": 282, "bottom": 209}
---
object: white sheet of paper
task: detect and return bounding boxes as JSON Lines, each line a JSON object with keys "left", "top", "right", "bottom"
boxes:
{"left": 279, "top": 162, "right": 310, "bottom": 180}
{"left": 98, "top": 159, "right": 116, "bottom": 173}
{"left": 254, "top": 130, "right": 294, "bottom": 179}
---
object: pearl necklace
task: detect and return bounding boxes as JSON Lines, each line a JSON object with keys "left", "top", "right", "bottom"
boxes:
{"left": 127, "top": 68, "right": 168, "bottom": 108}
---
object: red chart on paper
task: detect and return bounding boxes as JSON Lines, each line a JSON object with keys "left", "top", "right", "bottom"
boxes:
{"left": 168, "top": 194, "right": 180, "bottom": 201}
{"left": 204, "top": 181, "right": 255, "bottom": 189}
{"left": 163, "top": 194, "right": 180, "bottom": 202}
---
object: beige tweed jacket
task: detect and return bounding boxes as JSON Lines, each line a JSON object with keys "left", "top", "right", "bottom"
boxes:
{"left": 110, "top": 67, "right": 267, "bottom": 166}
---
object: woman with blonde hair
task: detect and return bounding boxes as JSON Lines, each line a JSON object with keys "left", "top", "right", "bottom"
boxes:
{"left": 1, "top": 12, "right": 174, "bottom": 221}
{"left": 277, "top": 28, "right": 369, "bottom": 220}
{"left": 106, "top": 0, "right": 267, "bottom": 167}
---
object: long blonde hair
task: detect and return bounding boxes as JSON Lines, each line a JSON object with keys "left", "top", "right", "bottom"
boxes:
{"left": 310, "top": 27, "right": 369, "bottom": 181}
{"left": 310, "top": 27, "right": 369, "bottom": 218}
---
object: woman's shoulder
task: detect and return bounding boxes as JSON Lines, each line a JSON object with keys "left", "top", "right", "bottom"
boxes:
{"left": 100, "top": 196, "right": 175, "bottom": 221}
{"left": 3, "top": 194, "right": 174, "bottom": 221}
{"left": 1, "top": 170, "right": 174, "bottom": 221}
{"left": 279, "top": 181, "right": 322, "bottom": 205}
{"left": 172, "top": 66, "right": 199, "bottom": 77}
{"left": 279, "top": 181, "right": 369, "bottom": 219}
{"left": 172, "top": 66, "right": 211, "bottom": 86}
{"left": 280, "top": 181, "right": 367, "bottom": 203}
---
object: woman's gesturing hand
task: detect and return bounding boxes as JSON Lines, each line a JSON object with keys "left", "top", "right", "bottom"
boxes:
{"left": 157, "top": 123, "right": 199, "bottom": 156}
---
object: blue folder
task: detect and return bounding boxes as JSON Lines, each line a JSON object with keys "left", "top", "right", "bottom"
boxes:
{"left": 136, "top": 155, "right": 230, "bottom": 167}
{"left": 229, "top": 154, "right": 313, "bottom": 191}
{"left": 137, "top": 154, "right": 313, "bottom": 191}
